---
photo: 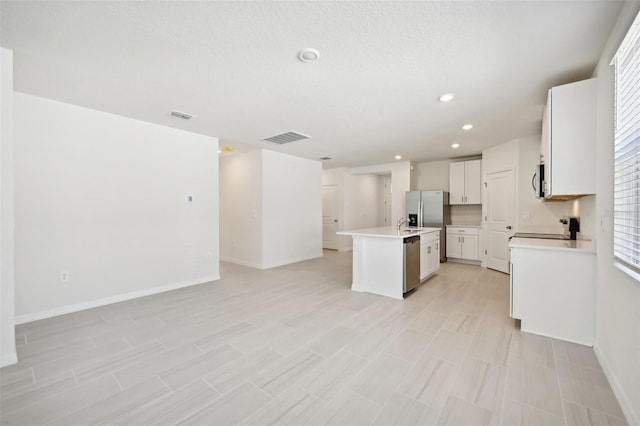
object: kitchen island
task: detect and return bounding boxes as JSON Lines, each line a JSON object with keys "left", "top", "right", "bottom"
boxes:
{"left": 337, "top": 226, "right": 441, "bottom": 300}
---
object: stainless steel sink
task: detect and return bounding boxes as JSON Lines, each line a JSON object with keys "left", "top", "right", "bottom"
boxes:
{"left": 399, "top": 229, "right": 420, "bottom": 234}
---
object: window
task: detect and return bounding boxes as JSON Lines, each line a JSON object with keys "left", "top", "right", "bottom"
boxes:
{"left": 613, "top": 10, "right": 640, "bottom": 277}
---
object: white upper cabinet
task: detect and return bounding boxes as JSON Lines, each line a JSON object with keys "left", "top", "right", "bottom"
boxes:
{"left": 541, "top": 78, "right": 596, "bottom": 200}
{"left": 449, "top": 159, "right": 482, "bottom": 205}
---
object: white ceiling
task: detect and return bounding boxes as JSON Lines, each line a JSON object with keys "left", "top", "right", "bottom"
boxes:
{"left": 0, "top": 1, "right": 624, "bottom": 168}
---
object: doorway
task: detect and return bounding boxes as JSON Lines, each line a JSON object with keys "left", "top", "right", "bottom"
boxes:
{"left": 322, "top": 184, "right": 339, "bottom": 249}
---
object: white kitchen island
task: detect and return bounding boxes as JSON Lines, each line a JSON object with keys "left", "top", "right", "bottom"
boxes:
{"left": 337, "top": 227, "right": 441, "bottom": 300}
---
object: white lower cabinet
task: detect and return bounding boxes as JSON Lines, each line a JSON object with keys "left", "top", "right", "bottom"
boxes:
{"left": 510, "top": 245, "right": 595, "bottom": 346}
{"left": 420, "top": 231, "right": 440, "bottom": 281}
{"left": 446, "top": 226, "right": 480, "bottom": 262}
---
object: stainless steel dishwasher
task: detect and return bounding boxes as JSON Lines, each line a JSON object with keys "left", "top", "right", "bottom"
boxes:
{"left": 403, "top": 235, "right": 421, "bottom": 293}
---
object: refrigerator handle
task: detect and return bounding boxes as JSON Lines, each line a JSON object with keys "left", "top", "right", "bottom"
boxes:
{"left": 419, "top": 202, "right": 423, "bottom": 227}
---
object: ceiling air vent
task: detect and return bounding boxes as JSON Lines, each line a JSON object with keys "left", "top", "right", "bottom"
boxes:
{"left": 170, "top": 110, "right": 195, "bottom": 120}
{"left": 263, "top": 131, "right": 311, "bottom": 144}
{"left": 319, "top": 157, "right": 332, "bottom": 161}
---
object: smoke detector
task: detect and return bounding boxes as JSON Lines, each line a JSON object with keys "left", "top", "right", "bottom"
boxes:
{"left": 298, "top": 48, "right": 320, "bottom": 62}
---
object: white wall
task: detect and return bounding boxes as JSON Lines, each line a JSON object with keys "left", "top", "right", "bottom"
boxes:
{"left": 592, "top": 3, "right": 640, "bottom": 423}
{"left": 483, "top": 136, "right": 573, "bottom": 235}
{"left": 1, "top": 48, "right": 16, "bottom": 366}
{"left": 219, "top": 151, "right": 263, "bottom": 267}
{"left": 13, "top": 93, "right": 220, "bottom": 322}
{"left": 221, "top": 149, "right": 322, "bottom": 269}
{"left": 416, "top": 159, "right": 452, "bottom": 191}
{"left": 344, "top": 174, "right": 380, "bottom": 231}
{"left": 348, "top": 161, "right": 412, "bottom": 225}
{"left": 262, "top": 150, "right": 322, "bottom": 269}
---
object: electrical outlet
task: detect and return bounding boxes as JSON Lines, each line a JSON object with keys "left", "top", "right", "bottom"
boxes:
{"left": 59, "top": 270, "right": 70, "bottom": 283}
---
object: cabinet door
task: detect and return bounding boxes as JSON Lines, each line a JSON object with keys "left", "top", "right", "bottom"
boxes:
{"left": 427, "top": 241, "right": 438, "bottom": 275}
{"left": 548, "top": 79, "right": 596, "bottom": 197}
{"left": 464, "top": 160, "right": 482, "bottom": 204}
{"left": 446, "top": 234, "right": 460, "bottom": 258}
{"left": 449, "top": 162, "right": 466, "bottom": 205}
{"left": 420, "top": 243, "right": 428, "bottom": 280}
{"left": 461, "top": 235, "right": 479, "bottom": 260}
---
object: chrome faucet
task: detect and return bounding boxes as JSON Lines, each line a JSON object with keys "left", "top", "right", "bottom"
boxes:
{"left": 397, "top": 217, "right": 408, "bottom": 231}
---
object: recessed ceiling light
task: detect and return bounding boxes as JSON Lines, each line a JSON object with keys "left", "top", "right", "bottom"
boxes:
{"left": 298, "top": 48, "right": 320, "bottom": 62}
{"left": 395, "top": 155, "right": 402, "bottom": 160}
{"left": 462, "top": 124, "right": 474, "bottom": 131}
{"left": 218, "top": 150, "right": 222, "bottom": 154}
{"left": 438, "top": 93, "right": 455, "bottom": 102}
{"left": 451, "top": 143, "right": 460, "bottom": 149}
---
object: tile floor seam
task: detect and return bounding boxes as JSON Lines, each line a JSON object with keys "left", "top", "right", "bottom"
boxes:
{"left": 247, "top": 378, "right": 276, "bottom": 400}
{"left": 551, "top": 337, "right": 571, "bottom": 426}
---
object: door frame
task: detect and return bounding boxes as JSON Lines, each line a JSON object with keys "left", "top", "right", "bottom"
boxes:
{"left": 482, "top": 165, "right": 516, "bottom": 271}
{"left": 322, "top": 184, "right": 340, "bottom": 250}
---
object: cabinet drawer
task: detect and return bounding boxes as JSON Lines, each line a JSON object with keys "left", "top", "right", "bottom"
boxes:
{"left": 447, "top": 226, "right": 479, "bottom": 236}
{"left": 420, "top": 232, "right": 439, "bottom": 243}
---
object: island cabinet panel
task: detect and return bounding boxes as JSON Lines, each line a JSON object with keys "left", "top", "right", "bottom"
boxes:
{"left": 420, "top": 231, "right": 440, "bottom": 281}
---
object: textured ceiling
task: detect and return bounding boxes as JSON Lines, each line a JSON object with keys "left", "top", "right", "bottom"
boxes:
{"left": 0, "top": 1, "right": 624, "bottom": 167}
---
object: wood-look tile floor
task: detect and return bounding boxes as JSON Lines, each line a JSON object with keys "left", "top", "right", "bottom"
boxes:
{"left": 0, "top": 250, "right": 628, "bottom": 425}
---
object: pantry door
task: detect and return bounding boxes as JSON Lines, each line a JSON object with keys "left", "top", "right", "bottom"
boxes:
{"left": 486, "top": 168, "right": 515, "bottom": 273}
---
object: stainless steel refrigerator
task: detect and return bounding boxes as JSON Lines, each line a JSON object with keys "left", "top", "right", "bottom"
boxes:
{"left": 406, "top": 190, "right": 451, "bottom": 262}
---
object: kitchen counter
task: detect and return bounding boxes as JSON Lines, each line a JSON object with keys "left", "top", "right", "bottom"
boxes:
{"left": 337, "top": 226, "right": 441, "bottom": 239}
{"left": 445, "top": 224, "right": 481, "bottom": 228}
{"left": 509, "top": 237, "right": 594, "bottom": 252}
{"left": 338, "top": 226, "right": 441, "bottom": 300}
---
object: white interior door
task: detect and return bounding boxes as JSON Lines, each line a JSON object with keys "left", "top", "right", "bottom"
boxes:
{"left": 322, "top": 185, "right": 339, "bottom": 250}
{"left": 486, "top": 169, "right": 514, "bottom": 273}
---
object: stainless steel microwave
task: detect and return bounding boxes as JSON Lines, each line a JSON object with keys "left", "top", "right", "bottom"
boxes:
{"left": 533, "top": 164, "right": 545, "bottom": 198}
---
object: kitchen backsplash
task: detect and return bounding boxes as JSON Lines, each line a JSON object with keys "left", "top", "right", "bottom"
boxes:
{"left": 451, "top": 204, "right": 482, "bottom": 226}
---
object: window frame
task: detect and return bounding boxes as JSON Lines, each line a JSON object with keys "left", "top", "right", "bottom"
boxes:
{"left": 612, "top": 10, "right": 640, "bottom": 279}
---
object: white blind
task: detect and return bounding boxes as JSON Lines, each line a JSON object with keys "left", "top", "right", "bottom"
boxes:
{"left": 613, "top": 10, "right": 640, "bottom": 274}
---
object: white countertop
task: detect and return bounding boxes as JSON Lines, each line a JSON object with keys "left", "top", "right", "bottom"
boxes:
{"left": 446, "top": 224, "right": 482, "bottom": 228}
{"left": 337, "top": 226, "right": 441, "bottom": 239}
{"left": 509, "top": 237, "right": 595, "bottom": 253}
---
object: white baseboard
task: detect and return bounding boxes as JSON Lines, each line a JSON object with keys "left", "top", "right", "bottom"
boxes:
{"left": 15, "top": 275, "right": 220, "bottom": 325}
{"left": 447, "top": 258, "right": 482, "bottom": 266}
{"left": 593, "top": 343, "right": 638, "bottom": 426}
{"left": 262, "top": 253, "right": 323, "bottom": 270}
{"left": 0, "top": 352, "right": 18, "bottom": 367}
{"left": 220, "top": 256, "right": 263, "bottom": 269}
{"left": 222, "top": 253, "right": 324, "bottom": 270}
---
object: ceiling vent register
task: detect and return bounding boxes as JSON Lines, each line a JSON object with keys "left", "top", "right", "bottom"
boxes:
{"left": 170, "top": 110, "right": 195, "bottom": 120}
{"left": 263, "top": 131, "right": 310, "bottom": 144}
